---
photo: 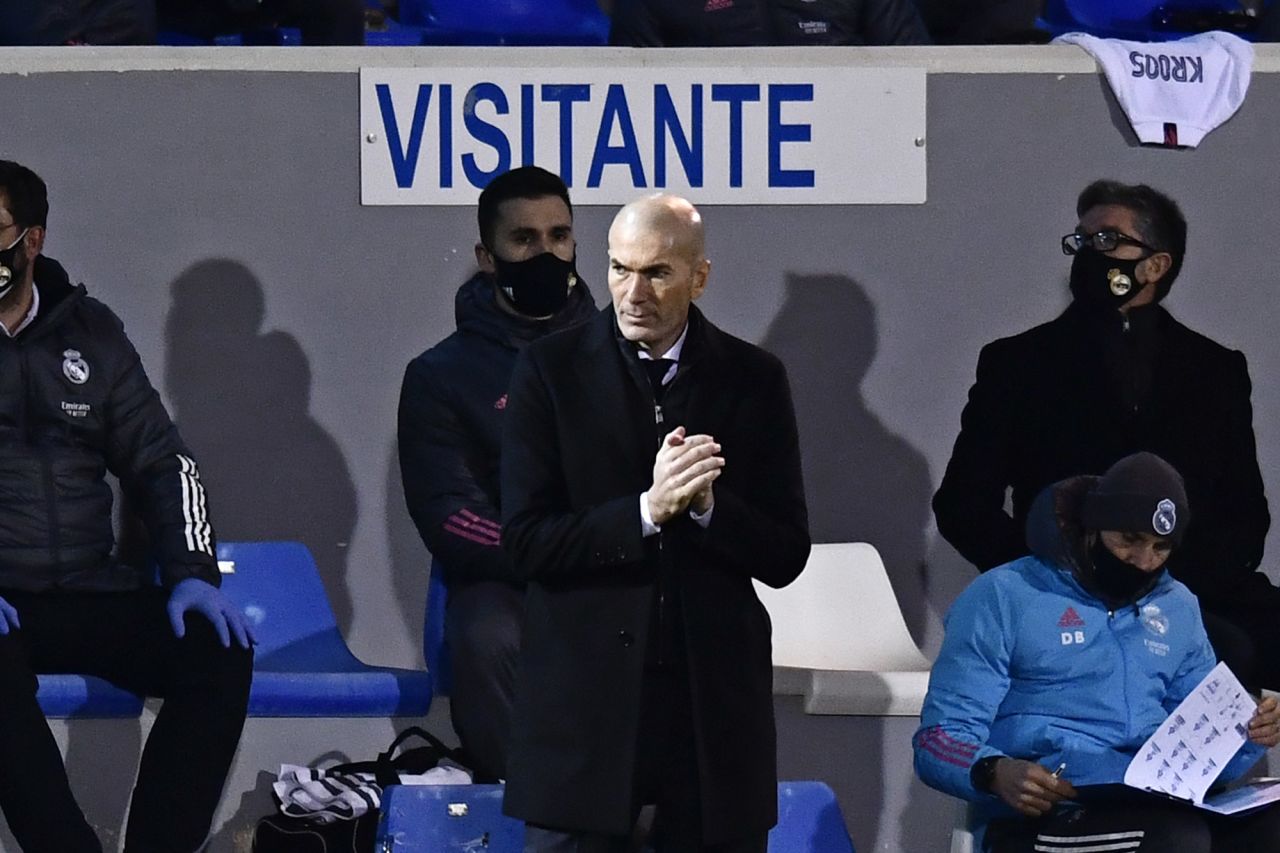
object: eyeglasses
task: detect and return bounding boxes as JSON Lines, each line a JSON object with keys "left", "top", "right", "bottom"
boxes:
{"left": 1061, "top": 230, "right": 1156, "bottom": 256}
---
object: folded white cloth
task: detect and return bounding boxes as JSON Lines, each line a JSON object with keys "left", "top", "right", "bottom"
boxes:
{"left": 1056, "top": 30, "right": 1253, "bottom": 147}
{"left": 274, "top": 764, "right": 381, "bottom": 824}
{"left": 397, "top": 764, "right": 474, "bottom": 786}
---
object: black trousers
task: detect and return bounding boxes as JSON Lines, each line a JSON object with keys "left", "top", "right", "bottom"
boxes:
{"left": 986, "top": 797, "right": 1280, "bottom": 853}
{"left": 524, "top": 664, "right": 767, "bottom": 853}
{"left": 445, "top": 580, "right": 523, "bottom": 783}
{"left": 0, "top": 587, "right": 253, "bottom": 853}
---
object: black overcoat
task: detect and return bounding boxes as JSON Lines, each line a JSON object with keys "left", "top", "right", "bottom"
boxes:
{"left": 499, "top": 305, "right": 810, "bottom": 840}
{"left": 933, "top": 302, "right": 1271, "bottom": 609}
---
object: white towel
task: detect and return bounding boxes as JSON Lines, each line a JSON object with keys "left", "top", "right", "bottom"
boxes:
{"left": 1056, "top": 30, "right": 1253, "bottom": 147}
{"left": 273, "top": 764, "right": 382, "bottom": 824}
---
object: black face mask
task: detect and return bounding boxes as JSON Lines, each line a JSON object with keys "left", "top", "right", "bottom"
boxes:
{"left": 0, "top": 228, "right": 29, "bottom": 302}
{"left": 1089, "top": 537, "right": 1162, "bottom": 604}
{"left": 1069, "top": 247, "right": 1146, "bottom": 312}
{"left": 492, "top": 250, "right": 578, "bottom": 318}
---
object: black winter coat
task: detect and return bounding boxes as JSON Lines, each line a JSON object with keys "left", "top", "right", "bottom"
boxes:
{"left": 0, "top": 256, "right": 219, "bottom": 591}
{"left": 500, "top": 306, "right": 810, "bottom": 840}
{"left": 933, "top": 301, "right": 1270, "bottom": 610}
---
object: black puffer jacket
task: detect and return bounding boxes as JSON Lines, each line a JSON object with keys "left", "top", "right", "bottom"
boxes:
{"left": 397, "top": 272, "right": 596, "bottom": 587}
{"left": 0, "top": 255, "right": 219, "bottom": 592}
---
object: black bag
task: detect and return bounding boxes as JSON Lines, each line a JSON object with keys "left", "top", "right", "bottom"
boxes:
{"left": 250, "top": 727, "right": 466, "bottom": 853}
{"left": 328, "top": 726, "right": 461, "bottom": 787}
{"left": 250, "top": 814, "right": 377, "bottom": 853}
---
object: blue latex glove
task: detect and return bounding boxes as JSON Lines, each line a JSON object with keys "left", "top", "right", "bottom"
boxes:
{"left": 166, "top": 578, "right": 256, "bottom": 649}
{"left": 0, "top": 595, "right": 18, "bottom": 635}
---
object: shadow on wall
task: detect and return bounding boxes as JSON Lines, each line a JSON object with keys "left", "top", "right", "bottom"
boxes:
{"left": 760, "top": 273, "right": 934, "bottom": 647}
{"left": 761, "top": 273, "right": 936, "bottom": 852}
{"left": 387, "top": 440, "right": 431, "bottom": 669}
{"left": 162, "top": 259, "right": 359, "bottom": 634}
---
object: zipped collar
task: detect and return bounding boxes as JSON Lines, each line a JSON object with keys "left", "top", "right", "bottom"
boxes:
{"left": 15, "top": 255, "right": 84, "bottom": 343}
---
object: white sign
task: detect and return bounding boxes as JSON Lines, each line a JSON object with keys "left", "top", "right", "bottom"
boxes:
{"left": 360, "top": 65, "right": 926, "bottom": 206}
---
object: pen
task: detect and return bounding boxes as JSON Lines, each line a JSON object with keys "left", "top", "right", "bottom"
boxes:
{"left": 1051, "top": 763, "right": 1067, "bottom": 779}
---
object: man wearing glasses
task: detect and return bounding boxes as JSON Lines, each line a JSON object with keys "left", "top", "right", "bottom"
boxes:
{"left": 933, "top": 179, "right": 1280, "bottom": 691}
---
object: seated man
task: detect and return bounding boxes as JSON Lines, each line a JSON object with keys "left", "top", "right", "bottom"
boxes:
{"left": 397, "top": 166, "right": 596, "bottom": 782}
{"left": 0, "top": 160, "right": 254, "bottom": 852}
{"left": 933, "top": 180, "right": 1278, "bottom": 690}
{"left": 915, "top": 452, "right": 1280, "bottom": 852}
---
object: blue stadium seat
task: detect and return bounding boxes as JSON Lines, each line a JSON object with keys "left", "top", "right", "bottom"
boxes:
{"left": 218, "top": 541, "right": 432, "bottom": 717}
{"left": 241, "top": 27, "right": 304, "bottom": 46}
{"left": 373, "top": 782, "right": 852, "bottom": 851}
{"left": 37, "top": 675, "right": 144, "bottom": 719}
{"left": 401, "top": 0, "right": 610, "bottom": 46}
{"left": 1040, "top": 0, "right": 1257, "bottom": 41}
{"left": 423, "top": 557, "right": 452, "bottom": 696}
{"left": 770, "top": 781, "right": 856, "bottom": 853}
{"left": 155, "top": 30, "right": 216, "bottom": 46}
{"left": 365, "top": 18, "right": 427, "bottom": 46}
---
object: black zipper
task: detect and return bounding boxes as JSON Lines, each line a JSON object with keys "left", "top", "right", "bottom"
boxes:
{"left": 18, "top": 343, "right": 62, "bottom": 571}
{"left": 10, "top": 284, "right": 84, "bottom": 578}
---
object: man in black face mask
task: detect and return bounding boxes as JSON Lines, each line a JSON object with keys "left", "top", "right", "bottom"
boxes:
{"left": 933, "top": 179, "right": 1280, "bottom": 691}
{"left": 397, "top": 166, "right": 596, "bottom": 781}
{"left": 0, "top": 161, "right": 253, "bottom": 852}
{"left": 917, "top": 452, "right": 1280, "bottom": 853}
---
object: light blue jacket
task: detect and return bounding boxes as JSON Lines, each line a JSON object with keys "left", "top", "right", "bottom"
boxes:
{"left": 914, "top": 479, "right": 1265, "bottom": 830}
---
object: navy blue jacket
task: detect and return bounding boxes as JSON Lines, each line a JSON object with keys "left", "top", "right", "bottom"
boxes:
{"left": 397, "top": 272, "right": 596, "bottom": 587}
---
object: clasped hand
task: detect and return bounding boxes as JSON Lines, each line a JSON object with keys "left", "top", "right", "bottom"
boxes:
{"left": 647, "top": 426, "right": 724, "bottom": 526}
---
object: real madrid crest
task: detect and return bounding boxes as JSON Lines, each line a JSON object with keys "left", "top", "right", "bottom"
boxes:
{"left": 1152, "top": 498, "right": 1177, "bottom": 536}
{"left": 62, "top": 349, "right": 89, "bottom": 385}
{"left": 1140, "top": 603, "right": 1170, "bottom": 637}
{"left": 1107, "top": 268, "right": 1133, "bottom": 297}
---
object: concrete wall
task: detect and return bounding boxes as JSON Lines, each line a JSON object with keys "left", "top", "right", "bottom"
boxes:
{"left": 4, "top": 45, "right": 1280, "bottom": 852}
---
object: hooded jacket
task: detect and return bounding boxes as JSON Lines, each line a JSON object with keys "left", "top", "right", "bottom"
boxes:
{"left": 914, "top": 476, "right": 1265, "bottom": 830}
{"left": 0, "top": 256, "right": 218, "bottom": 592}
{"left": 397, "top": 271, "right": 596, "bottom": 587}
